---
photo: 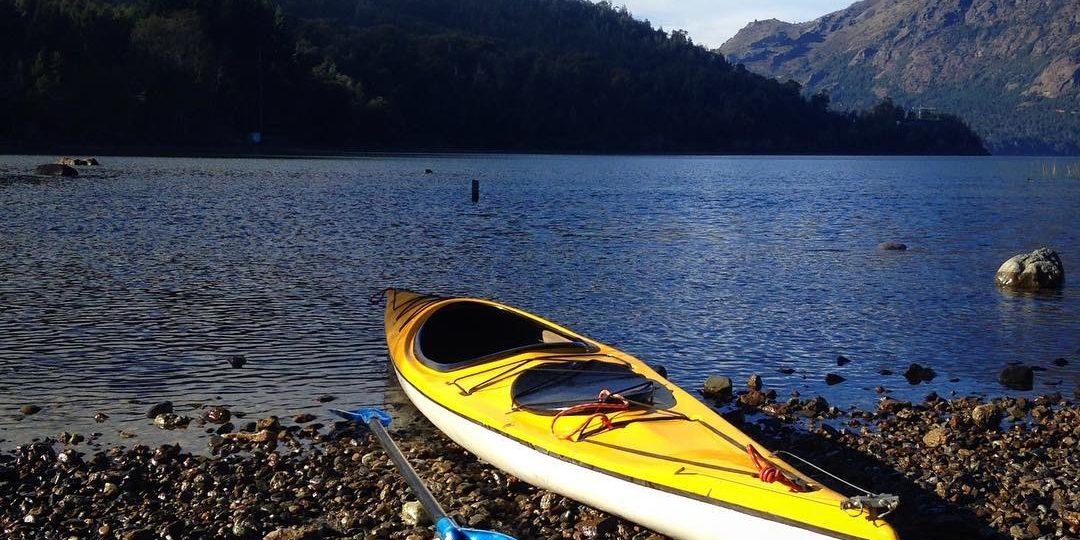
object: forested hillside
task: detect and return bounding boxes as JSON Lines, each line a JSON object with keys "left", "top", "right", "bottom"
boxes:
{"left": 0, "top": 0, "right": 986, "bottom": 154}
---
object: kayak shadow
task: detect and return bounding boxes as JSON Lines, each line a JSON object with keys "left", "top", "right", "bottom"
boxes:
{"left": 733, "top": 415, "right": 1008, "bottom": 540}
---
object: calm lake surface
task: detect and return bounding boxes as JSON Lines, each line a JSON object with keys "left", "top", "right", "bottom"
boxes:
{"left": 0, "top": 154, "right": 1077, "bottom": 446}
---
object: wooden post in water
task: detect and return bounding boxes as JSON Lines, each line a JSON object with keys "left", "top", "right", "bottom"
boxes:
{"left": 471, "top": 179, "right": 480, "bottom": 203}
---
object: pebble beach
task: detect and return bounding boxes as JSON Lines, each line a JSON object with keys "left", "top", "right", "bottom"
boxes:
{"left": 1, "top": 382, "right": 1076, "bottom": 540}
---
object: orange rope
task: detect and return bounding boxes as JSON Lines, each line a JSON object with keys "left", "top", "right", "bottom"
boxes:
{"left": 551, "top": 390, "right": 630, "bottom": 441}
{"left": 747, "top": 444, "right": 808, "bottom": 492}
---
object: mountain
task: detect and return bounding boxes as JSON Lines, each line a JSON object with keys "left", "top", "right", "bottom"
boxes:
{"left": 0, "top": 0, "right": 985, "bottom": 154}
{"left": 719, "top": 0, "right": 1080, "bottom": 155}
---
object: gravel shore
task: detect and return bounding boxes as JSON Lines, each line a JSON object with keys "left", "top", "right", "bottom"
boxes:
{"left": 1, "top": 389, "right": 1076, "bottom": 539}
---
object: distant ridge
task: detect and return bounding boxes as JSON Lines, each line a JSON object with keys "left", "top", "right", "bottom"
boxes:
{"left": 719, "top": 0, "right": 1080, "bottom": 155}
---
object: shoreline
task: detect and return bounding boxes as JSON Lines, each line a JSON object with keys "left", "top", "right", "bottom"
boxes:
{"left": 1, "top": 388, "right": 1076, "bottom": 539}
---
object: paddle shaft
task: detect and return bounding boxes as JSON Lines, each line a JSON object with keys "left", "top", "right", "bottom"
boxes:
{"left": 367, "top": 418, "right": 450, "bottom": 524}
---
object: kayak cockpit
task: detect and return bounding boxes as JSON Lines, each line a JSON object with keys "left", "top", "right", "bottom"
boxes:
{"left": 415, "top": 301, "right": 597, "bottom": 371}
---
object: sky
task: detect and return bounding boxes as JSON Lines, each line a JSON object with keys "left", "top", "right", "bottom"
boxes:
{"left": 615, "top": 0, "right": 855, "bottom": 48}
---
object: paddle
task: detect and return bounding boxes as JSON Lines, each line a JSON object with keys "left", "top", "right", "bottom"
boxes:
{"left": 330, "top": 407, "right": 517, "bottom": 540}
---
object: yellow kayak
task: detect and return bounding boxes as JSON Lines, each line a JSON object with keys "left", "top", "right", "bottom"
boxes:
{"left": 381, "top": 289, "right": 899, "bottom": 540}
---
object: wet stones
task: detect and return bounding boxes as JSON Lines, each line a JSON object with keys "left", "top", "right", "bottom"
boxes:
{"left": 904, "top": 363, "right": 936, "bottom": 384}
{"left": 146, "top": 401, "right": 173, "bottom": 418}
{"left": 999, "top": 365, "right": 1034, "bottom": 390}
{"left": 970, "top": 403, "right": 1001, "bottom": 429}
{"left": 316, "top": 395, "right": 336, "bottom": 403}
{"left": 292, "top": 413, "right": 316, "bottom": 424}
{"left": 153, "top": 413, "right": 190, "bottom": 430}
{"left": 94, "top": 412, "right": 109, "bottom": 423}
{"left": 701, "top": 375, "right": 733, "bottom": 401}
{"left": 202, "top": 406, "right": 231, "bottom": 424}
{"left": 922, "top": 426, "right": 947, "bottom": 447}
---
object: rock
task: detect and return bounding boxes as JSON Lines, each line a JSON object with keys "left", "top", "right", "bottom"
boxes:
{"left": 226, "top": 355, "right": 246, "bottom": 368}
{"left": 94, "top": 412, "right": 109, "bottom": 423}
{"left": 971, "top": 403, "right": 1001, "bottom": 428}
{"left": 153, "top": 413, "right": 190, "bottom": 430}
{"left": 747, "top": 374, "right": 763, "bottom": 391}
{"left": 292, "top": 413, "right": 316, "bottom": 423}
{"left": 995, "top": 248, "right": 1064, "bottom": 290}
{"left": 1052, "top": 358, "right": 1068, "bottom": 367}
{"left": 738, "top": 390, "right": 767, "bottom": 408}
{"left": 263, "top": 524, "right": 326, "bottom": 540}
{"left": 202, "top": 406, "right": 231, "bottom": 424}
{"left": 575, "top": 516, "right": 616, "bottom": 538}
{"left": 146, "top": 401, "right": 173, "bottom": 418}
{"left": 650, "top": 363, "right": 668, "bottom": 378}
{"left": 702, "top": 375, "right": 733, "bottom": 401}
{"left": 256, "top": 416, "right": 281, "bottom": 431}
{"left": 57, "top": 157, "right": 98, "bottom": 166}
{"left": 19, "top": 405, "right": 41, "bottom": 415}
{"left": 999, "top": 365, "right": 1034, "bottom": 390}
{"left": 777, "top": 367, "right": 795, "bottom": 374}
{"left": 825, "top": 373, "right": 846, "bottom": 385}
{"left": 836, "top": 355, "right": 850, "bottom": 366}
{"left": 904, "top": 363, "right": 936, "bottom": 384}
{"left": 424, "top": 169, "right": 433, "bottom": 174}
{"left": 34, "top": 163, "right": 78, "bottom": 177}
{"left": 878, "top": 398, "right": 910, "bottom": 413}
{"left": 801, "top": 396, "right": 829, "bottom": 415}
{"left": 878, "top": 369, "right": 893, "bottom": 376}
{"left": 400, "top": 500, "right": 427, "bottom": 526}
{"left": 878, "top": 242, "right": 907, "bottom": 251}
{"left": 922, "top": 426, "right": 947, "bottom": 447}
{"left": 102, "top": 482, "right": 118, "bottom": 496}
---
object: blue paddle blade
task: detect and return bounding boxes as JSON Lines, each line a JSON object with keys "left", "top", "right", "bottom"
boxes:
{"left": 436, "top": 517, "right": 518, "bottom": 540}
{"left": 329, "top": 407, "right": 392, "bottom": 429}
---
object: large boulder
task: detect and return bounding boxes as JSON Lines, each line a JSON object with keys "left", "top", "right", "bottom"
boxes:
{"left": 995, "top": 248, "right": 1064, "bottom": 290}
{"left": 34, "top": 164, "right": 78, "bottom": 177}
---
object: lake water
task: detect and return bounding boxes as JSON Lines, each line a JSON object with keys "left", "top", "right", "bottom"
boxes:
{"left": 0, "top": 154, "right": 1077, "bottom": 447}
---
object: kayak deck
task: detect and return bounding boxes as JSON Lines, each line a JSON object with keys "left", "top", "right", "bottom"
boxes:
{"left": 384, "top": 289, "right": 898, "bottom": 540}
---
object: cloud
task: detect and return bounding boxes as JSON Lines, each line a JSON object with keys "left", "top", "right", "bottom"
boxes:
{"left": 615, "top": 0, "right": 853, "bottom": 47}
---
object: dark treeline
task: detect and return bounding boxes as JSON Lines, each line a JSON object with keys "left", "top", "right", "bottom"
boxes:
{"left": 0, "top": 0, "right": 987, "bottom": 154}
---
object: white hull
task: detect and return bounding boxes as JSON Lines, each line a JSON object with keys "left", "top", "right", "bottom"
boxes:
{"left": 395, "top": 370, "right": 838, "bottom": 540}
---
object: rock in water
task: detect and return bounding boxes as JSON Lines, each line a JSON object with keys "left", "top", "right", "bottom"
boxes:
{"left": 995, "top": 248, "right": 1064, "bottom": 290}
{"left": 904, "top": 363, "right": 936, "bottom": 384}
{"left": 702, "top": 375, "right": 733, "bottom": 401}
{"left": 825, "top": 373, "right": 846, "bottom": 385}
{"left": 146, "top": 401, "right": 173, "bottom": 418}
{"left": 999, "top": 365, "right": 1034, "bottom": 390}
{"left": 878, "top": 242, "right": 908, "bottom": 251}
{"left": 747, "top": 374, "right": 762, "bottom": 391}
{"left": 19, "top": 405, "right": 41, "bottom": 415}
{"left": 34, "top": 164, "right": 78, "bottom": 177}
{"left": 836, "top": 355, "right": 850, "bottom": 366}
